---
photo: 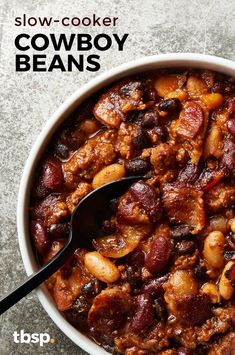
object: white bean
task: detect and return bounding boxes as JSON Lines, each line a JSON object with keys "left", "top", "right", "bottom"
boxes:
{"left": 92, "top": 164, "right": 125, "bottom": 189}
{"left": 84, "top": 251, "right": 120, "bottom": 283}
{"left": 219, "top": 261, "right": 235, "bottom": 300}
{"left": 203, "top": 231, "right": 225, "bottom": 269}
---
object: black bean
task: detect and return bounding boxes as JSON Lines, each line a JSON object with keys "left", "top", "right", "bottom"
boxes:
{"left": 48, "top": 222, "right": 70, "bottom": 238}
{"left": 141, "top": 110, "right": 159, "bottom": 128}
{"left": 132, "top": 129, "right": 152, "bottom": 150}
{"left": 158, "top": 98, "right": 181, "bottom": 112}
{"left": 176, "top": 240, "right": 197, "bottom": 255}
{"left": 54, "top": 143, "right": 69, "bottom": 159}
{"left": 125, "top": 158, "right": 150, "bottom": 176}
{"left": 194, "top": 263, "right": 208, "bottom": 282}
{"left": 154, "top": 125, "right": 167, "bottom": 142}
{"left": 127, "top": 250, "right": 145, "bottom": 267}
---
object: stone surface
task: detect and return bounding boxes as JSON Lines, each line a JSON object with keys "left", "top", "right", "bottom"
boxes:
{"left": 0, "top": 0, "right": 234, "bottom": 354}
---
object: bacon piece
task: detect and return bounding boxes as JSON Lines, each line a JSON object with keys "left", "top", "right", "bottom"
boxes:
{"left": 162, "top": 183, "right": 205, "bottom": 234}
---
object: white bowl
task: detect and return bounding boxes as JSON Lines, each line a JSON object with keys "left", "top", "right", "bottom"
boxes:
{"left": 17, "top": 53, "right": 235, "bottom": 355}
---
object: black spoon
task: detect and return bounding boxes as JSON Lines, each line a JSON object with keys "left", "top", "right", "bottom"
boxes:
{"left": 0, "top": 176, "right": 141, "bottom": 315}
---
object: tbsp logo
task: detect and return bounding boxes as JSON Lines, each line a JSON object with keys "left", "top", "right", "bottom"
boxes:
{"left": 13, "top": 329, "right": 53, "bottom": 346}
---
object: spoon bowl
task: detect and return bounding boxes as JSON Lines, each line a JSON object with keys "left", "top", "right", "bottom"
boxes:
{"left": 0, "top": 176, "right": 140, "bottom": 315}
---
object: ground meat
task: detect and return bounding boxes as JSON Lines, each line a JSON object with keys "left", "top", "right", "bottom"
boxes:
{"left": 115, "top": 122, "right": 141, "bottom": 159}
{"left": 204, "top": 182, "right": 235, "bottom": 214}
{"left": 66, "top": 182, "right": 92, "bottom": 213}
{"left": 63, "top": 130, "right": 116, "bottom": 181}
{"left": 209, "top": 332, "right": 235, "bottom": 355}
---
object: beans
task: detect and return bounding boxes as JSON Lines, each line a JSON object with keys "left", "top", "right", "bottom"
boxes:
{"left": 154, "top": 125, "right": 167, "bottom": 142}
{"left": 54, "top": 143, "right": 69, "bottom": 159}
{"left": 200, "top": 282, "right": 220, "bottom": 304}
{"left": 81, "top": 280, "right": 103, "bottom": 297}
{"left": 194, "top": 263, "right": 208, "bottom": 282}
{"left": 203, "top": 231, "right": 225, "bottom": 269}
{"left": 125, "top": 158, "right": 150, "bottom": 176}
{"left": 145, "top": 236, "right": 170, "bottom": 274}
{"left": 158, "top": 98, "right": 181, "bottom": 112}
{"left": 132, "top": 129, "right": 152, "bottom": 150}
{"left": 175, "top": 239, "right": 197, "bottom": 255}
{"left": 203, "top": 124, "right": 222, "bottom": 159}
{"left": 220, "top": 137, "right": 235, "bottom": 174}
{"left": 31, "top": 220, "right": 50, "bottom": 254}
{"left": 130, "top": 294, "right": 154, "bottom": 333}
{"left": 127, "top": 250, "right": 145, "bottom": 267}
{"left": 48, "top": 222, "right": 70, "bottom": 238}
{"left": 129, "top": 181, "right": 162, "bottom": 223}
{"left": 142, "top": 274, "right": 169, "bottom": 297}
{"left": 141, "top": 110, "right": 159, "bottom": 128}
{"left": 219, "top": 261, "right": 235, "bottom": 300}
{"left": 202, "top": 93, "right": 224, "bottom": 110}
{"left": 84, "top": 252, "right": 120, "bottom": 283}
{"left": 41, "top": 156, "right": 64, "bottom": 190}
{"left": 187, "top": 75, "right": 208, "bottom": 98}
{"left": 229, "top": 218, "right": 235, "bottom": 233}
{"left": 165, "top": 271, "right": 198, "bottom": 307}
{"left": 227, "top": 118, "right": 235, "bottom": 136}
{"left": 92, "top": 164, "right": 125, "bottom": 189}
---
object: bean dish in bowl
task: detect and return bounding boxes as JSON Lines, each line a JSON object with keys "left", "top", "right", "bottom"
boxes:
{"left": 29, "top": 67, "right": 235, "bottom": 354}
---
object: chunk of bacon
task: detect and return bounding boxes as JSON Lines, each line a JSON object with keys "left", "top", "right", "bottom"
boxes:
{"left": 162, "top": 183, "right": 205, "bottom": 234}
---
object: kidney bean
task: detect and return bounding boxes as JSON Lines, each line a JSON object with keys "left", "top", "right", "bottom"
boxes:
{"left": 130, "top": 294, "right": 154, "bottom": 333}
{"left": 129, "top": 181, "right": 162, "bottom": 222}
{"left": 125, "top": 159, "right": 150, "bottom": 176}
{"left": 220, "top": 137, "right": 235, "bottom": 174}
{"left": 48, "top": 222, "right": 70, "bottom": 238}
{"left": 154, "top": 297, "right": 167, "bottom": 322}
{"left": 54, "top": 143, "right": 69, "bottom": 159}
{"left": 142, "top": 274, "right": 169, "bottom": 297}
{"left": 127, "top": 250, "right": 145, "bottom": 267}
{"left": 41, "top": 157, "right": 64, "bottom": 190}
{"left": 31, "top": 220, "right": 50, "bottom": 254}
{"left": 141, "top": 110, "right": 159, "bottom": 128}
{"left": 176, "top": 239, "right": 197, "bottom": 255}
{"left": 145, "top": 236, "right": 171, "bottom": 274}
{"left": 178, "top": 162, "right": 201, "bottom": 184}
{"left": 158, "top": 98, "right": 181, "bottom": 112}
{"left": 227, "top": 118, "right": 235, "bottom": 136}
{"left": 126, "top": 265, "right": 142, "bottom": 288}
{"left": 132, "top": 129, "right": 152, "bottom": 150}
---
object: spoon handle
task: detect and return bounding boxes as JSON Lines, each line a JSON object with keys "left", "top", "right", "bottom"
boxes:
{"left": 0, "top": 239, "right": 72, "bottom": 315}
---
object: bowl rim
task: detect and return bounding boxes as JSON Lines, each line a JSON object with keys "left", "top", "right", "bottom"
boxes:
{"left": 17, "top": 53, "right": 235, "bottom": 355}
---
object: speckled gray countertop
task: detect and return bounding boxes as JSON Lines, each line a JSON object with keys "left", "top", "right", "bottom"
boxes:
{"left": 0, "top": 0, "right": 234, "bottom": 354}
